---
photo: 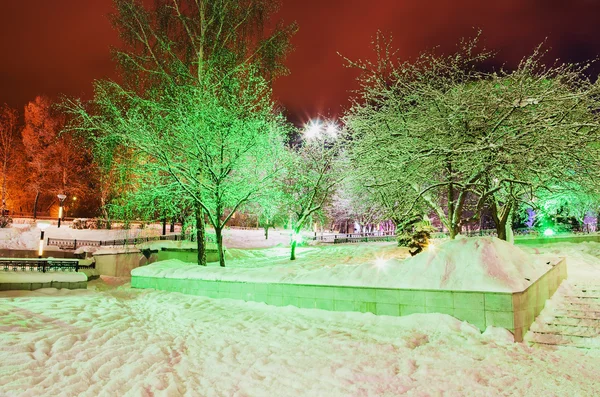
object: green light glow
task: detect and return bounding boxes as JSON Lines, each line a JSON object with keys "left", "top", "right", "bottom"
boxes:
{"left": 543, "top": 228, "right": 554, "bottom": 237}
{"left": 292, "top": 233, "right": 303, "bottom": 244}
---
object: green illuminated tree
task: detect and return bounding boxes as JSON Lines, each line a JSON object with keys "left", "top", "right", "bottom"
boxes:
{"left": 66, "top": 0, "right": 295, "bottom": 266}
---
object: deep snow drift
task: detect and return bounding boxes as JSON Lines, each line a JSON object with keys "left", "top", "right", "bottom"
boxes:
{"left": 134, "top": 236, "right": 556, "bottom": 292}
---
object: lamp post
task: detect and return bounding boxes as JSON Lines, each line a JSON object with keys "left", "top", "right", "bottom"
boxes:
{"left": 57, "top": 194, "right": 67, "bottom": 228}
{"left": 37, "top": 221, "right": 51, "bottom": 258}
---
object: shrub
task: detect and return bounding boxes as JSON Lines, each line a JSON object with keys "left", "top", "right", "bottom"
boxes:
{"left": 397, "top": 221, "right": 436, "bottom": 256}
{"left": 0, "top": 215, "right": 12, "bottom": 228}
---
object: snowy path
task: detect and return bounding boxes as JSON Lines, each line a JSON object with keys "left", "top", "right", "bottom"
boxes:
{"left": 1, "top": 281, "right": 599, "bottom": 396}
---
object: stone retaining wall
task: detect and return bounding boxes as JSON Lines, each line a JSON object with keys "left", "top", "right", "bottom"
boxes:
{"left": 0, "top": 281, "right": 87, "bottom": 291}
{"left": 132, "top": 258, "right": 566, "bottom": 342}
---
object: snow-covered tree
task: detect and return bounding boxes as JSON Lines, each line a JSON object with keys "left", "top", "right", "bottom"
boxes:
{"left": 282, "top": 121, "right": 345, "bottom": 260}
{"left": 0, "top": 104, "right": 19, "bottom": 215}
{"left": 344, "top": 34, "right": 600, "bottom": 240}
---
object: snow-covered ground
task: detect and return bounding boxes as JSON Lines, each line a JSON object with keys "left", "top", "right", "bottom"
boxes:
{"left": 1, "top": 277, "right": 599, "bottom": 396}
{"left": 0, "top": 223, "right": 293, "bottom": 251}
{"left": 1, "top": 228, "right": 600, "bottom": 395}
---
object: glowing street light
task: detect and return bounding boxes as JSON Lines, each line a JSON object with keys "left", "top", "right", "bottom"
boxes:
{"left": 304, "top": 120, "right": 322, "bottom": 139}
{"left": 325, "top": 122, "right": 339, "bottom": 136}
{"left": 37, "top": 221, "right": 51, "bottom": 258}
{"left": 57, "top": 194, "right": 66, "bottom": 228}
{"left": 303, "top": 119, "right": 339, "bottom": 140}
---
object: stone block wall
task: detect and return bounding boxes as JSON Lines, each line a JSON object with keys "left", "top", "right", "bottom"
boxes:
{"left": 0, "top": 281, "right": 87, "bottom": 291}
{"left": 93, "top": 251, "right": 147, "bottom": 277}
{"left": 132, "top": 258, "right": 566, "bottom": 342}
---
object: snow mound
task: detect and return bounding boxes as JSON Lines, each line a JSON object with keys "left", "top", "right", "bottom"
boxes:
{"left": 391, "top": 237, "right": 554, "bottom": 292}
{"left": 132, "top": 238, "right": 557, "bottom": 293}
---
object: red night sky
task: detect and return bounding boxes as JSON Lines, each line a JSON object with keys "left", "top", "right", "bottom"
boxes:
{"left": 1, "top": 1, "right": 600, "bottom": 124}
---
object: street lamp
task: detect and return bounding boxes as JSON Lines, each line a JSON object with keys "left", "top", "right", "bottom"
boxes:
{"left": 37, "top": 221, "right": 51, "bottom": 258}
{"left": 303, "top": 119, "right": 339, "bottom": 140}
{"left": 57, "top": 194, "right": 67, "bottom": 228}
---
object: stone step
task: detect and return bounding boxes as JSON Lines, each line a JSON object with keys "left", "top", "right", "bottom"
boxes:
{"left": 533, "top": 329, "right": 599, "bottom": 338}
{"left": 528, "top": 332, "right": 600, "bottom": 349}
{"left": 559, "top": 300, "right": 600, "bottom": 311}
{"left": 542, "top": 322, "right": 600, "bottom": 332}
{"left": 563, "top": 295, "right": 600, "bottom": 300}
{"left": 571, "top": 285, "right": 600, "bottom": 293}
{"left": 554, "top": 309, "right": 600, "bottom": 319}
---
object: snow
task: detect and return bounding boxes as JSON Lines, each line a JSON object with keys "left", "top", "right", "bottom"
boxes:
{"left": 0, "top": 278, "right": 599, "bottom": 396}
{"left": 1, "top": 228, "right": 600, "bottom": 395}
{"left": 521, "top": 241, "right": 600, "bottom": 283}
{"left": 133, "top": 237, "right": 556, "bottom": 292}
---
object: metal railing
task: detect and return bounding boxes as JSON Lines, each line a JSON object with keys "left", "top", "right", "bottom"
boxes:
{"left": 46, "top": 233, "right": 218, "bottom": 250}
{"left": 333, "top": 235, "right": 397, "bottom": 244}
{"left": 0, "top": 258, "right": 93, "bottom": 272}
{"left": 313, "top": 231, "right": 396, "bottom": 243}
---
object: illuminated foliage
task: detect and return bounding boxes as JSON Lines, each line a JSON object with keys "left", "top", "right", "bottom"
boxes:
{"left": 66, "top": 0, "right": 295, "bottom": 266}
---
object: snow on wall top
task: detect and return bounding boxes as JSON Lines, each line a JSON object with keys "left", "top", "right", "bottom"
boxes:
{"left": 388, "top": 236, "right": 554, "bottom": 292}
{"left": 133, "top": 237, "right": 559, "bottom": 292}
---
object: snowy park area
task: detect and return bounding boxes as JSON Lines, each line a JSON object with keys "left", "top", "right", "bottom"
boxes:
{"left": 1, "top": 228, "right": 600, "bottom": 395}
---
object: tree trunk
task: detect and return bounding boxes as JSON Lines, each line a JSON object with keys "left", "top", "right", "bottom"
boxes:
{"left": 490, "top": 200, "right": 512, "bottom": 241}
{"left": 290, "top": 239, "right": 297, "bottom": 260}
{"left": 170, "top": 219, "right": 175, "bottom": 233}
{"left": 195, "top": 206, "right": 206, "bottom": 266}
{"left": 505, "top": 215, "right": 514, "bottom": 243}
{"left": 496, "top": 222, "right": 507, "bottom": 240}
{"left": 1, "top": 157, "right": 7, "bottom": 212}
{"left": 33, "top": 191, "right": 39, "bottom": 219}
{"left": 215, "top": 226, "right": 225, "bottom": 267}
{"left": 264, "top": 225, "right": 269, "bottom": 240}
{"left": 162, "top": 216, "right": 167, "bottom": 235}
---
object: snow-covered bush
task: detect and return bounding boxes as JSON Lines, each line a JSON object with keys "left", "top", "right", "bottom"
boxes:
{"left": 72, "top": 218, "right": 101, "bottom": 229}
{"left": 0, "top": 215, "right": 12, "bottom": 228}
{"left": 397, "top": 221, "right": 436, "bottom": 256}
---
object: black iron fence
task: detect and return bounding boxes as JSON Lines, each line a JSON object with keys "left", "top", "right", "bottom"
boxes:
{"left": 0, "top": 258, "right": 93, "bottom": 272}
{"left": 47, "top": 234, "right": 183, "bottom": 250}
{"left": 47, "top": 233, "right": 217, "bottom": 250}
{"left": 314, "top": 231, "right": 396, "bottom": 243}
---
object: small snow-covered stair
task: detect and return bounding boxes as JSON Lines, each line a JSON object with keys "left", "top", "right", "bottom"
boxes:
{"left": 525, "top": 282, "right": 600, "bottom": 349}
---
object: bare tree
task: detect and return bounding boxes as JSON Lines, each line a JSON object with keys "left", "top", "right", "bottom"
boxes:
{"left": 0, "top": 104, "right": 19, "bottom": 215}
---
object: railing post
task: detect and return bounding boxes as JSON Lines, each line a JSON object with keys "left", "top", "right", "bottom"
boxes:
{"left": 73, "top": 239, "right": 77, "bottom": 250}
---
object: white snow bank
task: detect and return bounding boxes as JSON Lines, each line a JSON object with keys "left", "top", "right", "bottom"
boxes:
{"left": 92, "top": 247, "right": 141, "bottom": 255}
{"left": 388, "top": 236, "right": 555, "bottom": 292}
{"left": 133, "top": 237, "right": 557, "bottom": 292}
{"left": 136, "top": 240, "right": 218, "bottom": 251}
{"left": 521, "top": 241, "right": 600, "bottom": 283}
